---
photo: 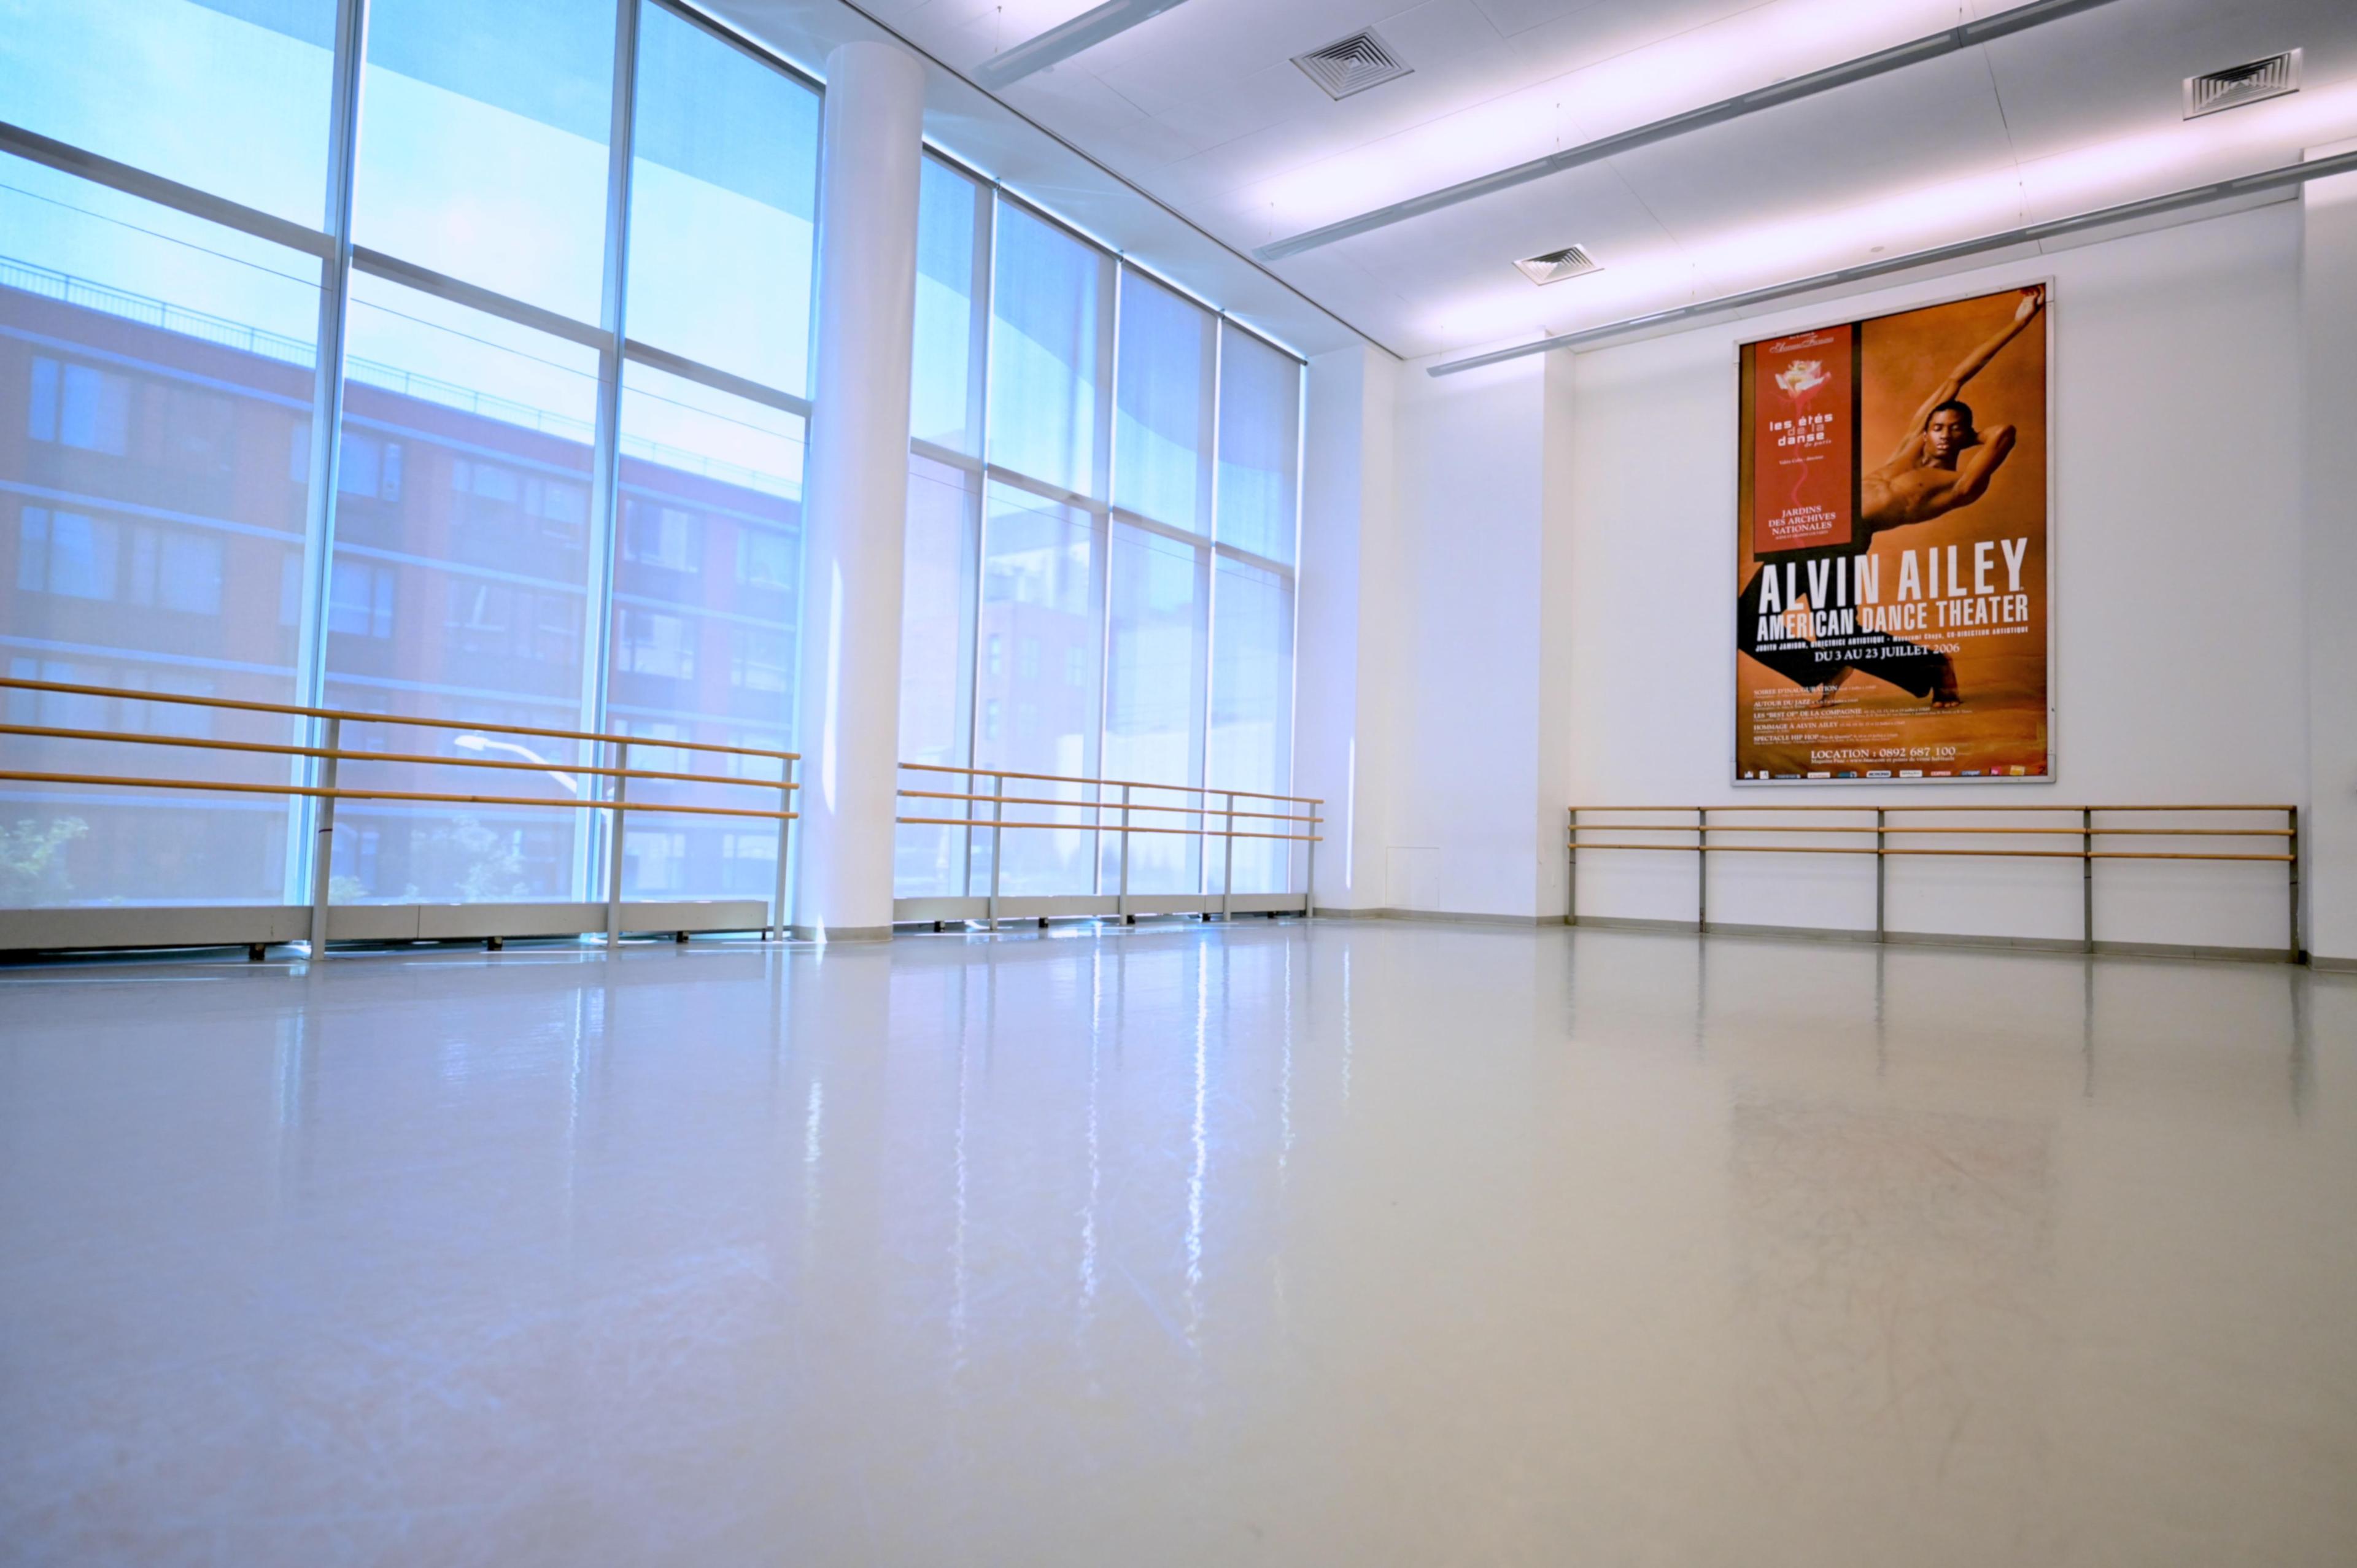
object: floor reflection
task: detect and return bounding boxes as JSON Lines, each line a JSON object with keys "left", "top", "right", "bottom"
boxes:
{"left": 0, "top": 924, "right": 2348, "bottom": 1567}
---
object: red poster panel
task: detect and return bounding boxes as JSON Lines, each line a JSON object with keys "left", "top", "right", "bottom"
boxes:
{"left": 1749, "top": 323, "right": 1856, "bottom": 556}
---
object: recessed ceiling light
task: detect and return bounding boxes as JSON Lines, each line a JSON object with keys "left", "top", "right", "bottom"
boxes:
{"left": 1513, "top": 245, "right": 1601, "bottom": 286}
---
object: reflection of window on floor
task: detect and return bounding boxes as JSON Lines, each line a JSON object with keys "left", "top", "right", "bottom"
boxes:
{"left": 619, "top": 607, "right": 695, "bottom": 678}
{"left": 18, "top": 508, "right": 225, "bottom": 613}
{"left": 985, "top": 698, "right": 1000, "bottom": 741}
{"left": 329, "top": 559, "right": 396, "bottom": 637}
{"left": 735, "top": 527, "right": 793, "bottom": 589}
{"left": 624, "top": 499, "right": 701, "bottom": 572}
{"left": 27, "top": 356, "right": 131, "bottom": 454}
{"left": 986, "top": 634, "right": 1001, "bottom": 676}
{"left": 626, "top": 829, "right": 689, "bottom": 893}
{"left": 338, "top": 431, "right": 404, "bottom": 500}
{"left": 729, "top": 627, "right": 790, "bottom": 692}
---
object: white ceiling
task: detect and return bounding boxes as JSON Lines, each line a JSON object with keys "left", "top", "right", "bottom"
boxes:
{"left": 710, "top": 0, "right": 2357, "bottom": 362}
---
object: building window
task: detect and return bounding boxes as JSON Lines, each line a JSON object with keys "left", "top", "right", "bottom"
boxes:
{"left": 618, "top": 607, "right": 695, "bottom": 680}
{"left": 1, "top": 0, "right": 819, "bottom": 909}
{"left": 330, "top": 560, "right": 397, "bottom": 638}
{"left": 27, "top": 357, "right": 131, "bottom": 454}
{"left": 623, "top": 500, "right": 700, "bottom": 573}
{"left": 896, "top": 155, "right": 1300, "bottom": 900}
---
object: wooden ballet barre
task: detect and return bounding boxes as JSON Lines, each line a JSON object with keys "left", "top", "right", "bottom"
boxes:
{"left": 899, "top": 759, "right": 1320, "bottom": 806}
{"left": 0, "top": 770, "right": 795, "bottom": 821}
{"left": 0, "top": 723, "right": 791, "bottom": 792}
{"left": 0, "top": 674, "right": 797, "bottom": 763}
{"left": 1565, "top": 801, "right": 2303, "bottom": 957}
{"left": 0, "top": 674, "right": 806, "bottom": 950}
{"left": 894, "top": 814, "right": 1317, "bottom": 841}
{"left": 896, "top": 787, "right": 1316, "bottom": 824}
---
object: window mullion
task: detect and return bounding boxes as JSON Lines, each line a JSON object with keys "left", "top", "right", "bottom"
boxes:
{"left": 574, "top": 0, "right": 643, "bottom": 903}
{"left": 283, "top": 0, "right": 369, "bottom": 905}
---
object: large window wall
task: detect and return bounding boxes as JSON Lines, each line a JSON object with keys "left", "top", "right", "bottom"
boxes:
{"left": 0, "top": 0, "right": 816, "bottom": 908}
{"left": 897, "top": 156, "right": 1302, "bottom": 902}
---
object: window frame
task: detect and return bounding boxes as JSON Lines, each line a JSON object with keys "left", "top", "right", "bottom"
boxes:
{"left": 902, "top": 149, "right": 1305, "bottom": 901}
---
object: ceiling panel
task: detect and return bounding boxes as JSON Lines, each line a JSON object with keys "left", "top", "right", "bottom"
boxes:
{"left": 1982, "top": 0, "right": 2354, "bottom": 155}
{"left": 715, "top": 0, "right": 2357, "bottom": 360}
{"left": 1604, "top": 50, "right": 2020, "bottom": 244}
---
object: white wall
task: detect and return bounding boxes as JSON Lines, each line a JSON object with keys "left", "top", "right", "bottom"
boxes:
{"left": 1382, "top": 353, "right": 1553, "bottom": 916}
{"left": 1297, "top": 344, "right": 1403, "bottom": 913}
{"left": 1565, "top": 203, "right": 2309, "bottom": 952}
{"left": 2304, "top": 156, "right": 2357, "bottom": 966}
{"left": 1368, "top": 199, "right": 2320, "bottom": 949}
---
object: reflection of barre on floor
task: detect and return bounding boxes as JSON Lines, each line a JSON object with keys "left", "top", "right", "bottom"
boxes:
{"left": 1565, "top": 802, "right": 2299, "bottom": 960}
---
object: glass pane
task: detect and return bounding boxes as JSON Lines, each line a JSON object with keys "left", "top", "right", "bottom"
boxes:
{"left": 322, "top": 271, "right": 602, "bottom": 903}
{"left": 626, "top": 4, "right": 821, "bottom": 396}
{"left": 606, "top": 360, "right": 803, "bottom": 902}
{"left": 1215, "top": 326, "right": 1301, "bottom": 564}
{"left": 1112, "top": 271, "right": 1213, "bottom": 533}
{"left": 0, "top": 158, "right": 322, "bottom": 905}
{"left": 1099, "top": 523, "right": 1203, "bottom": 895}
{"left": 355, "top": 0, "right": 615, "bottom": 323}
{"left": 973, "top": 482, "right": 1100, "bottom": 897}
{"left": 910, "top": 158, "right": 983, "bottom": 454}
{"left": 988, "top": 203, "right": 1104, "bottom": 497}
{"left": 0, "top": 0, "right": 338, "bottom": 226}
{"left": 1209, "top": 555, "right": 1295, "bottom": 895}
{"left": 895, "top": 454, "right": 975, "bottom": 898}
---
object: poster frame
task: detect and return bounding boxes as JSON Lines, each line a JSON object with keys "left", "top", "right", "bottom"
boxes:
{"left": 1728, "top": 274, "right": 2057, "bottom": 788}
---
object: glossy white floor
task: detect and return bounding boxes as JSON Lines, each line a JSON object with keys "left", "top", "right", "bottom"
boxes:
{"left": 2, "top": 921, "right": 2353, "bottom": 1567}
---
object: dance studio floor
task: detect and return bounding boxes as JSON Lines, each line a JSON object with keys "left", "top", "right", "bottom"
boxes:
{"left": 3, "top": 921, "right": 2351, "bottom": 1566}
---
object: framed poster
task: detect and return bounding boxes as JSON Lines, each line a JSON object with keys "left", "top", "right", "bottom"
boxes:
{"left": 1735, "top": 284, "right": 2051, "bottom": 782}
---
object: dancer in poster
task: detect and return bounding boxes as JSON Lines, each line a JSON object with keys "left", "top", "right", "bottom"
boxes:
{"left": 1739, "top": 285, "right": 2045, "bottom": 706}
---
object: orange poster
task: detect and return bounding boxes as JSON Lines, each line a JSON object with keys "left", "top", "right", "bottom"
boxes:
{"left": 1735, "top": 285, "right": 2050, "bottom": 782}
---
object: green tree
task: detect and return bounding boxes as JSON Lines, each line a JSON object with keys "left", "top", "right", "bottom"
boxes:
{"left": 0, "top": 816, "right": 90, "bottom": 904}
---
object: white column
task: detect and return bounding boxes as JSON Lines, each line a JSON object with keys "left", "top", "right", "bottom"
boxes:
{"left": 793, "top": 41, "right": 926, "bottom": 941}
{"left": 1295, "top": 344, "right": 1401, "bottom": 913}
{"left": 2303, "top": 145, "right": 2357, "bottom": 964}
{"left": 1535, "top": 345, "right": 1579, "bottom": 922}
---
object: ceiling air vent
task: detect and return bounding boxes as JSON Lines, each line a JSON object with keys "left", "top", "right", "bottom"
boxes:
{"left": 1292, "top": 29, "right": 1412, "bottom": 101}
{"left": 2184, "top": 49, "right": 2300, "bottom": 119}
{"left": 1513, "top": 245, "right": 1601, "bottom": 286}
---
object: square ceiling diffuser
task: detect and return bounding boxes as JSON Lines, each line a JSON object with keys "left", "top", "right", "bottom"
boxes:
{"left": 2184, "top": 49, "right": 2300, "bottom": 118}
{"left": 1513, "top": 245, "right": 1601, "bottom": 286}
{"left": 1293, "top": 29, "right": 1412, "bottom": 101}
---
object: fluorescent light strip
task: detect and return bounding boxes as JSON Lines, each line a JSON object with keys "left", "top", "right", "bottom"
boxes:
{"left": 973, "top": 0, "right": 1193, "bottom": 91}
{"left": 1257, "top": 0, "right": 2124, "bottom": 263}
{"left": 1426, "top": 147, "right": 2357, "bottom": 376}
